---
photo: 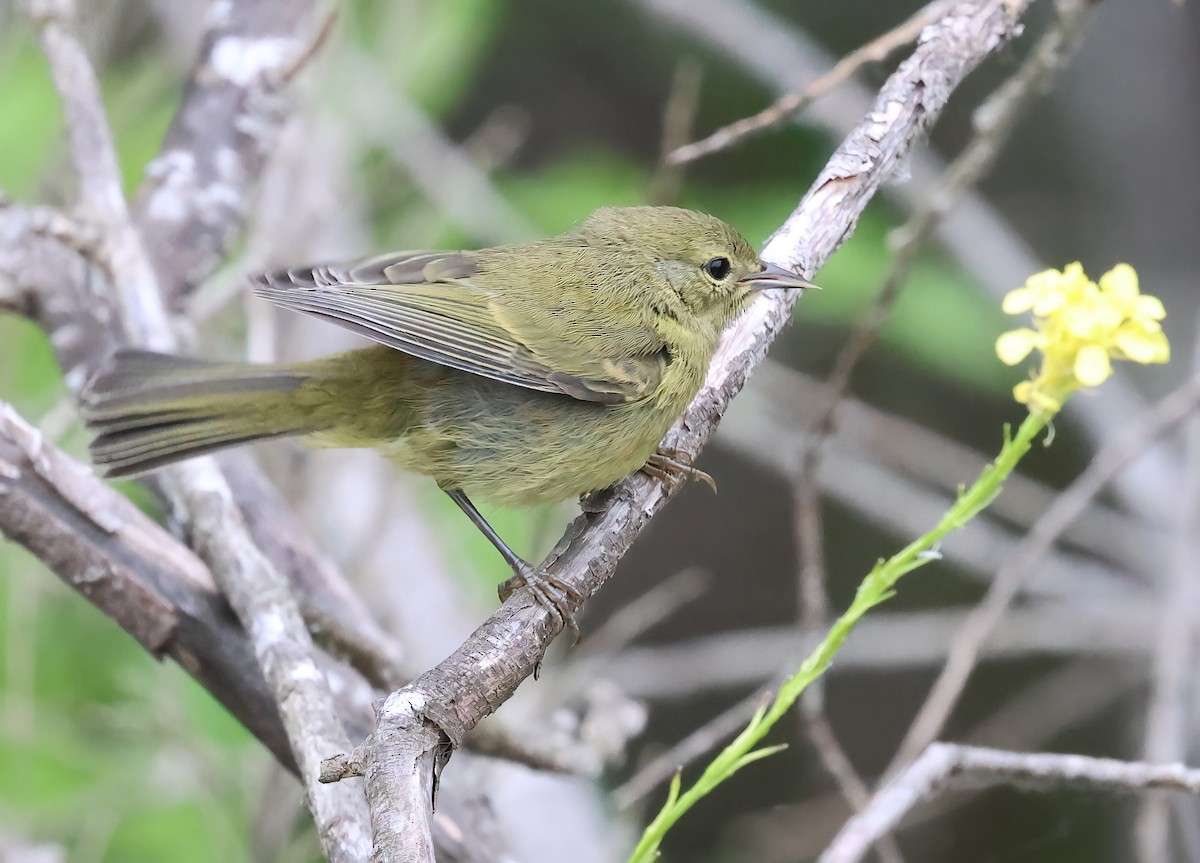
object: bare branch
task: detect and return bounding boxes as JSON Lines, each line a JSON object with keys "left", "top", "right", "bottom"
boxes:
{"left": 23, "top": 0, "right": 173, "bottom": 349}
{"left": 0, "top": 400, "right": 302, "bottom": 768}
{"left": 670, "top": 0, "right": 957, "bottom": 164}
{"left": 820, "top": 743, "right": 1200, "bottom": 863}
{"left": 0, "top": 201, "right": 120, "bottom": 388}
{"left": 614, "top": 689, "right": 764, "bottom": 809}
{"left": 732, "top": 659, "right": 1143, "bottom": 862}
{"left": 323, "top": 2, "right": 1033, "bottom": 849}
{"left": 1135, "top": 310, "right": 1200, "bottom": 862}
{"left": 134, "top": 0, "right": 336, "bottom": 305}
{"left": 220, "top": 452, "right": 409, "bottom": 691}
{"left": 649, "top": 57, "right": 704, "bottom": 204}
{"left": 337, "top": 50, "right": 538, "bottom": 246}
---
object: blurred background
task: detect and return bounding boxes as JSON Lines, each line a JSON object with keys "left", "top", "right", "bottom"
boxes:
{"left": 1, "top": 0, "right": 1199, "bottom": 861}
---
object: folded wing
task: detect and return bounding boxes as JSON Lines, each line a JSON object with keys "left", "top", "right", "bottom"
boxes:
{"left": 252, "top": 251, "right": 666, "bottom": 404}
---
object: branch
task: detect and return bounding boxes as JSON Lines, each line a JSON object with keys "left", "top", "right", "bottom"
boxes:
{"left": 1135, "top": 309, "right": 1200, "bottom": 862}
{"left": 0, "top": 400, "right": 301, "bottom": 768}
{"left": 0, "top": 200, "right": 120, "bottom": 388}
{"left": 25, "top": 2, "right": 371, "bottom": 859}
{"left": 819, "top": 743, "right": 1200, "bottom": 863}
{"left": 669, "top": 0, "right": 958, "bottom": 164}
{"left": 23, "top": 0, "right": 173, "bottom": 350}
{"left": 321, "top": 1, "right": 1034, "bottom": 854}
{"left": 133, "top": 0, "right": 335, "bottom": 305}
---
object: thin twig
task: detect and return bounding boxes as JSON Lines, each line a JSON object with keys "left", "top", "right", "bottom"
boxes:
{"left": 802, "top": 706, "right": 907, "bottom": 863}
{"left": 1135, "top": 309, "right": 1200, "bottom": 863}
{"left": 613, "top": 689, "right": 767, "bottom": 809}
{"left": 794, "top": 415, "right": 904, "bottom": 863}
{"left": 887, "top": 372, "right": 1200, "bottom": 775}
{"left": 820, "top": 743, "right": 1200, "bottom": 863}
{"left": 600, "top": 601, "right": 1165, "bottom": 701}
{"left": 649, "top": 57, "right": 704, "bottom": 204}
{"left": 573, "top": 567, "right": 711, "bottom": 660}
{"left": 669, "top": 0, "right": 957, "bottom": 165}
{"left": 339, "top": 50, "right": 538, "bottom": 247}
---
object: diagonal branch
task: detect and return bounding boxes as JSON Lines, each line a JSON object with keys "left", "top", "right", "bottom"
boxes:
{"left": 0, "top": 399, "right": 305, "bottom": 768}
{"left": 669, "top": 0, "right": 958, "bottom": 164}
{"left": 323, "top": 2, "right": 1035, "bottom": 858}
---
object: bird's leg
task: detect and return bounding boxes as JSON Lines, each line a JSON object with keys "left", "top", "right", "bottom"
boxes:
{"left": 444, "top": 488, "right": 583, "bottom": 642}
{"left": 642, "top": 447, "right": 717, "bottom": 493}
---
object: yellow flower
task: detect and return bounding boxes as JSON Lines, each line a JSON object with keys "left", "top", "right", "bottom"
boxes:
{"left": 996, "top": 263, "right": 1169, "bottom": 412}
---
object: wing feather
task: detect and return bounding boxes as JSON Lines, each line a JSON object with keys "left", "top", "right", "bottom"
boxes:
{"left": 253, "top": 251, "right": 666, "bottom": 403}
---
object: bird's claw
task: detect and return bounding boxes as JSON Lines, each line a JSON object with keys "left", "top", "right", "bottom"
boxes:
{"left": 642, "top": 447, "right": 717, "bottom": 493}
{"left": 498, "top": 563, "right": 584, "bottom": 644}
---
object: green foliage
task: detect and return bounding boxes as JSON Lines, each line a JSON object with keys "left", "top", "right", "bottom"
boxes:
{"left": 0, "top": 40, "right": 62, "bottom": 199}
{"left": 0, "top": 549, "right": 267, "bottom": 860}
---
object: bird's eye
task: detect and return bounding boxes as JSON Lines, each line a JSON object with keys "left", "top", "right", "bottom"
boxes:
{"left": 703, "top": 257, "right": 732, "bottom": 281}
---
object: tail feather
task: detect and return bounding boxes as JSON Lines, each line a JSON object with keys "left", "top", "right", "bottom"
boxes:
{"left": 82, "top": 349, "right": 319, "bottom": 477}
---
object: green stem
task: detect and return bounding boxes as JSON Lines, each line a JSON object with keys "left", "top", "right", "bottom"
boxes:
{"left": 627, "top": 408, "right": 1053, "bottom": 863}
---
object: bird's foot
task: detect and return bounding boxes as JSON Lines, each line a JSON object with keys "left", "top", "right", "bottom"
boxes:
{"left": 498, "top": 562, "right": 584, "bottom": 644}
{"left": 642, "top": 447, "right": 717, "bottom": 493}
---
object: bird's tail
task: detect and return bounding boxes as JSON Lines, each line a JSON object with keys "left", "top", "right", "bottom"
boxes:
{"left": 81, "top": 349, "right": 322, "bottom": 476}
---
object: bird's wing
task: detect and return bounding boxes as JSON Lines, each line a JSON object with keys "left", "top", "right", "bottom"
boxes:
{"left": 252, "top": 251, "right": 667, "bottom": 404}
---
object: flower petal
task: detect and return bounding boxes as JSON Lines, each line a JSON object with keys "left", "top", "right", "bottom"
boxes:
{"left": 1074, "top": 344, "right": 1112, "bottom": 386}
{"left": 1135, "top": 295, "right": 1166, "bottom": 320}
{"left": 1002, "top": 287, "right": 1036, "bottom": 314}
{"left": 996, "top": 329, "right": 1038, "bottom": 365}
{"left": 1115, "top": 327, "right": 1170, "bottom": 364}
{"left": 1099, "top": 263, "right": 1139, "bottom": 303}
{"left": 1032, "top": 291, "right": 1066, "bottom": 316}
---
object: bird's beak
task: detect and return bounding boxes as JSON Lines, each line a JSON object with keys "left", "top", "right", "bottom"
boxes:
{"left": 739, "top": 261, "right": 819, "bottom": 293}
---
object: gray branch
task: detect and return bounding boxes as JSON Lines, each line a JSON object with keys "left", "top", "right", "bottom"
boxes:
{"left": 133, "top": 0, "right": 335, "bottom": 306}
{"left": 0, "top": 400, "right": 301, "bottom": 768}
{"left": 820, "top": 743, "right": 1200, "bottom": 863}
{"left": 324, "top": 3, "right": 1034, "bottom": 858}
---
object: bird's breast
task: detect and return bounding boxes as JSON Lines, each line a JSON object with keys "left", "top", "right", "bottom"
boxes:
{"left": 392, "top": 362, "right": 705, "bottom": 508}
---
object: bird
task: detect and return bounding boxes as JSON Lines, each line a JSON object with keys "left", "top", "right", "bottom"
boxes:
{"left": 80, "top": 206, "right": 815, "bottom": 636}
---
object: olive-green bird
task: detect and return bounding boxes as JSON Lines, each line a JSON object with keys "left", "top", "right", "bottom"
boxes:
{"left": 81, "top": 206, "right": 813, "bottom": 632}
